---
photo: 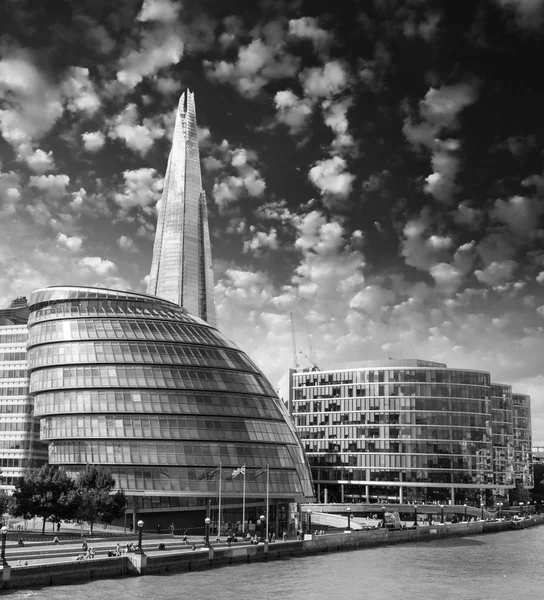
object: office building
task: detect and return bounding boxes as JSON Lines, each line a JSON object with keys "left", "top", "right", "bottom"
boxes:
{"left": 147, "top": 89, "right": 217, "bottom": 327}
{"left": 0, "top": 298, "right": 47, "bottom": 492}
{"left": 279, "top": 358, "right": 532, "bottom": 506}
{"left": 27, "top": 286, "right": 314, "bottom": 531}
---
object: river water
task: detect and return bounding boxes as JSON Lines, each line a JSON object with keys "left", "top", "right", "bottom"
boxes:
{"left": 5, "top": 528, "right": 544, "bottom": 600}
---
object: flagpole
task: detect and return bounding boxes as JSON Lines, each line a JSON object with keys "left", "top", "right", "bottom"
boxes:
{"left": 242, "top": 464, "right": 246, "bottom": 536}
{"left": 266, "top": 463, "right": 269, "bottom": 542}
{"left": 218, "top": 464, "right": 222, "bottom": 539}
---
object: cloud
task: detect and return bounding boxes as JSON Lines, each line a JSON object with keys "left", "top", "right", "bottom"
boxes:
{"left": 107, "top": 104, "right": 166, "bottom": 156}
{"left": 114, "top": 168, "right": 164, "bottom": 212}
{"left": 60, "top": 67, "right": 101, "bottom": 115}
{"left": 82, "top": 131, "right": 106, "bottom": 152}
{"left": 322, "top": 98, "right": 355, "bottom": 153}
{"left": 491, "top": 195, "right": 544, "bottom": 236}
{"left": 349, "top": 284, "right": 395, "bottom": 317}
{"left": 309, "top": 156, "right": 355, "bottom": 207}
{"left": 301, "top": 60, "right": 350, "bottom": 99}
{"left": 138, "top": 0, "right": 181, "bottom": 23}
{"left": 288, "top": 17, "right": 333, "bottom": 53}
{"left": 403, "top": 82, "right": 478, "bottom": 148}
{"left": 56, "top": 233, "right": 83, "bottom": 252}
{"left": 475, "top": 260, "right": 517, "bottom": 287}
{"left": 494, "top": 0, "right": 544, "bottom": 29}
{"left": 79, "top": 256, "right": 118, "bottom": 276}
{"left": 205, "top": 29, "right": 300, "bottom": 97}
{"left": 29, "top": 174, "right": 70, "bottom": 195}
{"left": 274, "top": 90, "right": 313, "bottom": 134}
{"left": 117, "top": 235, "right": 137, "bottom": 252}
{"left": 243, "top": 227, "right": 279, "bottom": 255}
{"left": 117, "top": 30, "right": 184, "bottom": 88}
{"left": 423, "top": 139, "right": 460, "bottom": 203}
{"left": 23, "top": 148, "right": 55, "bottom": 173}
{"left": 401, "top": 214, "right": 454, "bottom": 271}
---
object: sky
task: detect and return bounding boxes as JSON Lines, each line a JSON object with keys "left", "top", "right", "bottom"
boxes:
{"left": 1, "top": 0, "right": 544, "bottom": 443}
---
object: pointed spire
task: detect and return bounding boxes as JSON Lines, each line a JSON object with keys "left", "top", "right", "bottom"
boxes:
{"left": 147, "top": 90, "right": 217, "bottom": 327}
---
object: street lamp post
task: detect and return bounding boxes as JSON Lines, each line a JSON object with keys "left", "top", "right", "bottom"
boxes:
{"left": 440, "top": 504, "right": 444, "bottom": 524}
{"left": 347, "top": 506, "right": 351, "bottom": 530}
{"left": 519, "top": 502, "right": 524, "bottom": 517}
{"left": 1, "top": 526, "right": 7, "bottom": 566}
{"left": 464, "top": 503, "right": 467, "bottom": 522}
{"left": 259, "top": 515, "right": 265, "bottom": 541}
{"left": 413, "top": 505, "right": 418, "bottom": 528}
{"left": 307, "top": 510, "right": 312, "bottom": 535}
{"left": 136, "top": 520, "right": 144, "bottom": 554}
{"left": 204, "top": 517, "right": 211, "bottom": 547}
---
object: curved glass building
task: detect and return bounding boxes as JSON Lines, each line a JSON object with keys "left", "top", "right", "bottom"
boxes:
{"left": 27, "top": 286, "right": 313, "bottom": 532}
{"left": 281, "top": 359, "right": 531, "bottom": 506}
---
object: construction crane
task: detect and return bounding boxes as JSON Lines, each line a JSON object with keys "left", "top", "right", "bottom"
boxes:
{"left": 304, "top": 315, "right": 318, "bottom": 367}
{"left": 290, "top": 312, "right": 299, "bottom": 368}
{"left": 298, "top": 350, "right": 320, "bottom": 371}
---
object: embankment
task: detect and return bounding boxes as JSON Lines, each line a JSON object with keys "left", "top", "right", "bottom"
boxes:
{"left": 2, "top": 516, "right": 543, "bottom": 591}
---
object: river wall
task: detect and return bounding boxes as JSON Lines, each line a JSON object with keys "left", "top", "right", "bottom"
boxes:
{"left": 2, "top": 516, "right": 543, "bottom": 591}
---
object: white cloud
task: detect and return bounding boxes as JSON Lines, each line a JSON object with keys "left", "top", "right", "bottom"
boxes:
{"left": 309, "top": 156, "right": 355, "bottom": 206}
{"left": 56, "top": 233, "right": 83, "bottom": 252}
{"left": 424, "top": 139, "right": 460, "bottom": 203}
{"left": 79, "top": 256, "right": 118, "bottom": 276}
{"left": 322, "top": 98, "right": 354, "bottom": 153}
{"left": 274, "top": 90, "right": 313, "bottom": 135}
{"left": 117, "top": 235, "right": 137, "bottom": 252}
{"left": 23, "top": 148, "right": 55, "bottom": 173}
{"left": 114, "top": 168, "right": 164, "bottom": 212}
{"left": 29, "top": 173, "right": 70, "bottom": 195}
{"left": 537, "top": 271, "right": 544, "bottom": 285}
{"left": 401, "top": 214, "right": 454, "bottom": 271}
{"left": 107, "top": 104, "right": 165, "bottom": 156}
{"left": 117, "top": 31, "right": 184, "bottom": 89}
{"left": 491, "top": 195, "right": 544, "bottom": 236}
{"left": 475, "top": 260, "right": 517, "bottom": 287}
{"left": 301, "top": 60, "right": 350, "bottom": 99}
{"left": 60, "top": 67, "right": 101, "bottom": 115}
{"left": 138, "top": 0, "right": 181, "bottom": 23}
{"left": 288, "top": 17, "right": 332, "bottom": 53}
{"left": 494, "top": 0, "right": 544, "bottom": 29}
{"left": 82, "top": 131, "right": 106, "bottom": 152}
{"left": 430, "top": 262, "right": 463, "bottom": 293}
{"left": 349, "top": 285, "right": 395, "bottom": 317}
{"left": 243, "top": 227, "right": 279, "bottom": 255}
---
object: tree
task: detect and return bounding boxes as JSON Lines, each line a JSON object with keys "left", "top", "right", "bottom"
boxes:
{"left": 0, "top": 491, "right": 13, "bottom": 522}
{"left": 70, "top": 465, "right": 126, "bottom": 534}
{"left": 11, "top": 465, "right": 75, "bottom": 534}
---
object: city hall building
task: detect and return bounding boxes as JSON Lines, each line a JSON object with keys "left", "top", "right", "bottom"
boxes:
{"left": 279, "top": 359, "right": 532, "bottom": 506}
{"left": 27, "top": 286, "right": 314, "bottom": 532}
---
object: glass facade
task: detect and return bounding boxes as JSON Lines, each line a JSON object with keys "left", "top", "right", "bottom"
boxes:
{"left": 147, "top": 90, "right": 217, "bottom": 327}
{"left": 0, "top": 299, "right": 48, "bottom": 491}
{"left": 28, "top": 286, "right": 313, "bottom": 527}
{"left": 281, "top": 359, "right": 532, "bottom": 505}
{"left": 512, "top": 393, "right": 533, "bottom": 489}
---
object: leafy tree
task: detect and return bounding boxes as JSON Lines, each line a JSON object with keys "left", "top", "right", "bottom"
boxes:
{"left": 0, "top": 491, "right": 13, "bottom": 521}
{"left": 11, "top": 465, "right": 76, "bottom": 534}
{"left": 69, "top": 465, "right": 126, "bottom": 534}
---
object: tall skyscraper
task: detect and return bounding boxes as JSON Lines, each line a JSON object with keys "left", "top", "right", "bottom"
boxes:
{"left": 148, "top": 89, "right": 217, "bottom": 327}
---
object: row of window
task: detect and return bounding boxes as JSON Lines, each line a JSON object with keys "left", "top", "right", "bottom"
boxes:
{"left": 311, "top": 468, "right": 493, "bottom": 486}
{"left": 294, "top": 369, "right": 490, "bottom": 386}
{"left": 298, "top": 426, "right": 490, "bottom": 442}
{"left": 0, "top": 421, "right": 37, "bottom": 431}
{"left": 0, "top": 369, "right": 27, "bottom": 379}
{"left": 0, "top": 352, "right": 26, "bottom": 362}
{"left": 295, "top": 413, "right": 489, "bottom": 428}
{"left": 28, "top": 319, "right": 232, "bottom": 348}
{"left": 28, "top": 298, "right": 198, "bottom": 326}
{"left": 294, "top": 384, "right": 489, "bottom": 401}
{"left": 28, "top": 341, "right": 256, "bottom": 373}
{"left": 40, "top": 415, "right": 295, "bottom": 444}
{"left": 0, "top": 457, "right": 28, "bottom": 468}
{"left": 0, "top": 387, "right": 28, "bottom": 397}
{"left": 0, "top": 333, "right": 27, "bottom": 344}
{"left": 0, "top": 403, "right": 32, "bottom": 413}
{"left": 50, "top": 440, "right": 298, "bottom": 468}
{"left": 30, "top": 365, "right": 273, "bottom": 396}
{"left": 84, "top": 466, "right": 304, "bottom": 494}
{"left": 304, "top": 440, "right": 491, "bottom": 454}
{"left": 34, "top": 389, "right": 282, "bottom": 420}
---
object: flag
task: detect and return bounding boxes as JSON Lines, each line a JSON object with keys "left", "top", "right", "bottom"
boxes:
{"left": 255, "top": 466, "right": 267, "bottom": 477}
{"left": 232, "top": 465, "right": 246, "bottom": 478}
{"left": 198, "top": 467, "right": 221, "bottom": 480}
